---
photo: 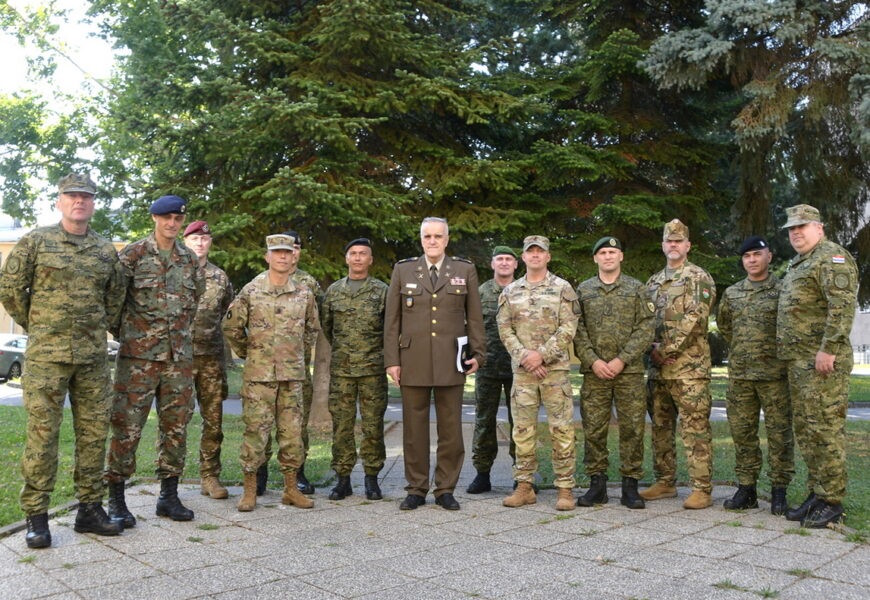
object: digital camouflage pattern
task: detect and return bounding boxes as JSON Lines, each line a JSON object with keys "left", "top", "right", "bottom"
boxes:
{"left": 239, "top": 380, "right": 305, "bottom": 473}
{"left": 192, "top": 261, "right": 233, "bottom": 357}
{"left": 718, "top": 274, "right": 793, "bottom": 487}
{"left": 497, "top": 272, "right": 579, "bottom": 489}
{"left": 778, "top": 238, "right": 857, "bottom": 504}
{"left": 574, "top": 274, "right": 654, "bottom": 479}
{"left": 327, "top": 375, "right": 388, "bottom": 476}
{"left": 478, "top": 279, "right": 513, "bottom": 379}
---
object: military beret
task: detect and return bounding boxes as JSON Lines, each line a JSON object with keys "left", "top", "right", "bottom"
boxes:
{"left": 663, "top": 219, "right": 689, "bottom": 241}
{"left": 150, "top": 195, "right": 187, "bottom": 215}
{"left": 283, "top": 230, "right": 302, "bottom": 247}
{"left": 592, "top": 236, "right": 622, "bottom": 255}
{"left": 266, "top": 234, "right": 296, "bottom": 251}
{"left": 738, "top": 235, "right": 769, "bottom": 255}
{"left": 781, "top": 204, "right": 821, "bottom": 229}
{"left": 491, "top": 245, "right": 517, "bottom": 258}
{"left": 58, "top": 173, "right": 96, "bottom": 195}
{"left": 344, "top": 237, "right": 372, "bottom": 253}
{"left": 522, "top": 235, "right": 549, "bottom": 252}
{"left": 183, "top": 220, "right": 211, "bottom": 237}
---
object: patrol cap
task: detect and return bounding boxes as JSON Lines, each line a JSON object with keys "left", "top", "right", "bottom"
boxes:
{"left": 58, "top": 173, "right": 96, "bottom": 195}
{"left": 663, "top": 219, "right": 689, "bottom": 241}
{"left": 344, "top": 237, "right": 372, "bottom": 253}
{"left": 738, "top": 235, "right": 769, "bottom": 255}
{"left": 491, "top": 245, "right": 517, "bottom": 259}
{"left": 781, "top": 204, "right": 821, "bottom": 229}
{"left": 183, "top": 220, "right": 210, "bottom": 237}
{"left": 150, "top": 195, "right": 187, "bottom": 215}
{"left": 592, "top": 236, "right": 622, "bottom": 255}
{"left": 522, "top": 235, "right": 549, "bottom": 252}
{"left": 266, "top": 234, "right": 296, "bottom": 251}
{"left": 283, "top": 230, "right": 302, "bottom": 247}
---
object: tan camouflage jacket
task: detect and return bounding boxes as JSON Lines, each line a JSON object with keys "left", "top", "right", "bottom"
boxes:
{"left": 222, "top": 272, "right": 320, "bottom": 382}
{"left": 321, "top": 275, "right": 388, "bottom": 377}
{"left": 646, "top": 261, "right": 716, "bottom": 379}
{"left": 0, "top": 223, "right": 125, "bottom": 364}
{"left": 573, "top": 273, "right": 655, "bottom": 374}
{"left": 116, "top": 233, "right": 204, "bottom": 362}
{"left": 777, "top": 238, "right": 857, "bottom": 362}
{"left": 497, "top": 271, "right": 579, "bottom": 373}
{"left": 478, "top": 278, "right": 514, "bottom": 379}
{"left": 718, "top": 274, "right": 785, "bottom": 380}
{"left": 192, "top": 261, "right": 233, "bottom": 357}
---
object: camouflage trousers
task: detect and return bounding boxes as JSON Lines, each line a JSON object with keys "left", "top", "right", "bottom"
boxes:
{"left": 20, "top": 360, "right": 112, "bottom": 515}
{"left": 580, "top": 372, "right": 645, "bottom": 480}
{"left": 240, "top": 380, "right": 304, "bottom": 474}
{"left": 263, "top": 363, "right": 311, "bottom": 467}
{"left": 328, "top": 373, "right": 388, "bottom": 476}
{"left": 787, "top": 359, "right": 850, "bottom": 504}
{"left": 193, "top": 354, "right": 228, "bottom": 479}
{"left": 511, "top": 370, "right": 576, "bottom": 489}
{"left": 726, "top": 378, "right": 794, "bottom": 487}
{"left": 471, "top": 375, "right": 515, "bottom": 473}
{"left": 648, "top": 378, "right": 712, "bottom": 493}
{"left": 105, "top": 357, "right": 195, "bottom": 482}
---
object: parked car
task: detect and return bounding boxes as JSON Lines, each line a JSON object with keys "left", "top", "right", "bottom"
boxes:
{"left": 0, "top": 334, "right": 27, "bottom": 381}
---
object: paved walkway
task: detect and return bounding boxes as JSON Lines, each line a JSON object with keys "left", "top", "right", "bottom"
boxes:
{"left": 1, "top": 422, "right": 867, "bottom": 599}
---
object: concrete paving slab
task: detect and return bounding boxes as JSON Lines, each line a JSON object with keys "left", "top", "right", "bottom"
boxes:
{"left": 0, "top": 570, "right": 71, "bottom": 599}
{"left": 60, "top": 574, "right": 203, "bottom": 600}
{"left": 298, "top": 563, "right": 416, "bottom": 598}
{"left": 46, "top": 554, "right": 160, "bottom": 591}
{"left": 212, "top": 577, "right": 342, "bottom": 600}
{"left": 249, "top": 547, "right": 352, "bottom": 577}
{"left": 661, "top": 534, "right": 753, "bottom": 559}
{"left": 812, "top": 554, "right": 870, "bottom": 586}
{"left": 779, "top": 577, "right": 868, "bottom": 600}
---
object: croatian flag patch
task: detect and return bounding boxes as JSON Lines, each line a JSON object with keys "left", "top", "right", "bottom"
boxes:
{"left": 832, "top": 255, "right": 845, "bottom": 264}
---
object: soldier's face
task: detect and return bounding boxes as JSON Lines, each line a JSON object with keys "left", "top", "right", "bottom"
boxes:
{"left": 787, "top": 222, "right": 823, "bottom": 255}
{"left": 661, "top": 238, "right": 690, "bottom": 265}
{"left": 491, "top": 254, "right": 517, "bottom": 278}
{"left": 56, "top": 191, "right": 95, "bottom": 224}
{"left": 421, "top": 222, "right": 449, "bottom": 262}
{"left": 265, "top": 248, "right": 294, "bottom": 274}
{"left": 522, "top": 245, "right": 550, "bottom": 272}
{"left": 152, "top": 213, "right": 186, "bottom": 245}
{"left": 741, "top": 248, "right": 772, "bottom": 281}
{"left": 184, "top": 233, "right": 212, "bottom": 260}
{"left": 593, "top": 247, "right": 623, "bottom": 275}
{"left": 346, "top": 245, "right": 373, "bottom": 277}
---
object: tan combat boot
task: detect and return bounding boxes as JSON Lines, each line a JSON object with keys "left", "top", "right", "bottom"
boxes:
{"left": 201, "top": 476, "right": 229, "bottom": 500}
{"left": 503, "top": 482, "right": 536, "bottom": 507}
{"left": 639, "top": 481, "right": 677, "bottom": 501}
{"left": 683, "top": 490, "right": 712, "bottom": 509}
{"left": 237, "top": 472, "right": 257, "bottom": 512}
{"left": 282, "top": 472, "right": 314, "bottom": 508}
{"left": 555, "top": 488, "right": 575, "bottom": 511}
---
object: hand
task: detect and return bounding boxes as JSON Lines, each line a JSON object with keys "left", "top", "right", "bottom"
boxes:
{"left": 464, "top": 358, "right": 480, "bottom": 375}
{"left": 531, "top": 365, "right": 548, "bottom": 379}
{"left": 606, "top": 357, "right": 625, "bottom": 376}
{"left": 591, "top": 359, "right": 615, "bottom": 380}
{"left": 814, "top": 351, "right": 836, "bottom": 375}
{"left": 520, "top": 350, "right": 544, "bottom": 371}
{"left": 387, "top": 366, "right": 401, "bottom": 386}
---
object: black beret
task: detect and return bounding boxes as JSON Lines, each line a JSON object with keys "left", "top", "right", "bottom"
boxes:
{"left": 738, "top": 235, "right": 769, "bottom": 255}
{"left": 282, "top": 230, "right": 302, "bottom": 247}
{"left": 592, "top": 236, "right": 622, "bottom": 255}
{"left": 344, "top": 238, "right": 372, "bottom": 253}
{"left": 150, "top": 195, "right": 187, "bottom": 215}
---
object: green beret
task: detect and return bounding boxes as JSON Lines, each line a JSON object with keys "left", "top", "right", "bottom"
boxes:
{"left": 491, "top": 245, "right": 517, "bottom": 258}
{"left": 592, "top": 236, "right": 622, "bottom": 255}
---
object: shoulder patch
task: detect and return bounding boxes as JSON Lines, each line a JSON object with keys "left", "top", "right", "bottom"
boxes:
{"left": 451, "top": 256, "right": 473, "bottom": 264}
{"left": 832, "top": 255, "right": 845, "bottom": 264}
{"left": 834, "top": 273, "right": 850, "bottom": 289}
{"left": 5, "top": 256, "right": 21, "bottom": 275}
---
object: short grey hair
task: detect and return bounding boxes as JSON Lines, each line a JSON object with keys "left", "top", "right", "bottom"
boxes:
{"left": 420, "top": 216, "right": 449, "bottom": 237}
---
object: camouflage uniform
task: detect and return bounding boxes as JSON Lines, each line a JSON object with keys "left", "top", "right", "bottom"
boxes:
{"left": 105, "top": 233, "right": 204, "bottom": 482}
{"left": 472, "top": 278, "right": 515, "bottom": 473}
{"left": 321, "top": 276, "right": 388, "bottom": 476}
{"left": 646, "top": 261, "right": 716, "bottom": 493}
{"left": 223, "top": 271, "right": 320, "bottom": 474}
{"left": 191, "top": 261, "right": 233, "bottom": 479}
{"left": 573, "top": 274, "right": 654, "bottom": 479}
{"left": 718, "top": 273, "right": 794, "bottom": 487}
{"left": 777, "top": 239, "right": 857, "bottom": 505}
{"left": 0, "top": 224, "right": 125, "bottom": 515}
{"left": 497, "top": 272, "right": 579, "bottom": 489}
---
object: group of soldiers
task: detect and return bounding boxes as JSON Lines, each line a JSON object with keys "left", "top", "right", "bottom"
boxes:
{"left": 1, "top": 173, "right": 857, "bottom": 551}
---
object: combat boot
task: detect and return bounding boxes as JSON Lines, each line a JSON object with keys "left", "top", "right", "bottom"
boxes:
{"left": 503, "top": 482, "right": 536, "bottom": 507}
{"left": 770, "top": 486, "right": 788, "bottom": 516}
{"left": 296, "top": 464, "right": 315, "bottom": 494}
{"left": 155, "top": 476, "right": 194, "bottom": 521}
{"left": 683, "top": 489, "right": 712, "bottom": 509}
{"left": 74, "top": 502, "right": 123, "bottom": 536}
{"left": 107, "top": 480, "right": 136, "bottom": 528}
{"left": 786, "top": 492, "right": 818, "bottom": 522}
{"left": 364, "top": 474, "right": 383, "bottom": 500}
{"left": 256, "top": 463, "right": 268, "bottom": 496}
{"left": 282, "top": 472, "right": 314, "bottom": 508}
{"left": 25, "top": 513, "right": 51, "bottom": 549}
{"left": 237, "top": 472, "right": 257, "bottom": 512}
{"left": 723, "top": 484, "right": 758, "bottom": 510}
{"left": 802, "top": 500, "right": 844, "bottom": 529}
{"left": 555, "top": 488, "right": 575, "bottom": 511}
{"left": 200, "top": 476, "right": 228, "bottom": 500}
{"left": 329, "top": 475, "right": 352, "bottom": 500}
{"left": 576, "top": 474, "right": 608, "bottom": 507}
{"left": 467, "top": 471, "right": 492, "bottom": 494}
{"left": 639, "top": 481, "right": 677, "bottom": 501}
{"left": 620, "top": 477, "right": 645, "bottom": 509}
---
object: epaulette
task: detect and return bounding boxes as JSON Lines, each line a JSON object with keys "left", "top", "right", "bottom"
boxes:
{"left": 397, "top": 257, "right": 417, "bottom": 264}
{"left": 451, "top": 256, "right": 473, "bottom": 264}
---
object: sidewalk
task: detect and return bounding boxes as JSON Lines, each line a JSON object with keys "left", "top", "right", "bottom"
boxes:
{"left": 1, "top": 422, "right": 867, "bottom": 600}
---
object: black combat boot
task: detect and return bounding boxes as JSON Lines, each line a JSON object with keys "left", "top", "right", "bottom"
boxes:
{"left": 467, "top": 471, "right": 492, "bottom": 494}
{"left": 74, "top": 502, "right": 123, "bottom": 536}
{"left": 770, "top": 486, "right": 788, "bottom": 516}
{"left": 364, "top": 474, "right": 383, "bottom": 500}
{"left": 786, "top": 492, "right": 818, "bottom": 522}
{"left": 802, "top": 500, "right": 844, "bottom": 528}
{"left": 577, "top": 474, "right": 608, "bottom": 507}
{"left": 724, "top": 484, "right": 758, "bottom": 510}
{"left": 25, "top": 513, "right": 51, "bottom": 549}
{"left": 620, "top": 477, "right": 645, "bottom": 509}
{"left": 329, "top": 475, "right": 352, "bottom": 500}
{"left": 256, "top": 463, "right": 268, "bottom": 496}
{"left": 155, "top": 476, "right": 194, "bottom": 521}
{"left": 296, "top": 464, "right": 315, "bottom": 494}
{"left": 107, "top": 480, "right": 136, "bottom": 528}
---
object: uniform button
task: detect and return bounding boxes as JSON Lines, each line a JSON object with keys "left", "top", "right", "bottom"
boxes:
{"left": 432, "top": 319, "right": 437, "bottom": 324}
{"left": 432, "top": 307, "right": 437, "bottom": 311}
{"left": 431, "top": 332, "right": 436, "bottom": 337}
{"left": 432, "top": 293, "right": 438, "bottom": 298}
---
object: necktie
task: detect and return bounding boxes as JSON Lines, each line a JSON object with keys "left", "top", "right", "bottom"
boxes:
{"left": 430, "top": 265, "right": 438, "bottom": 287}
